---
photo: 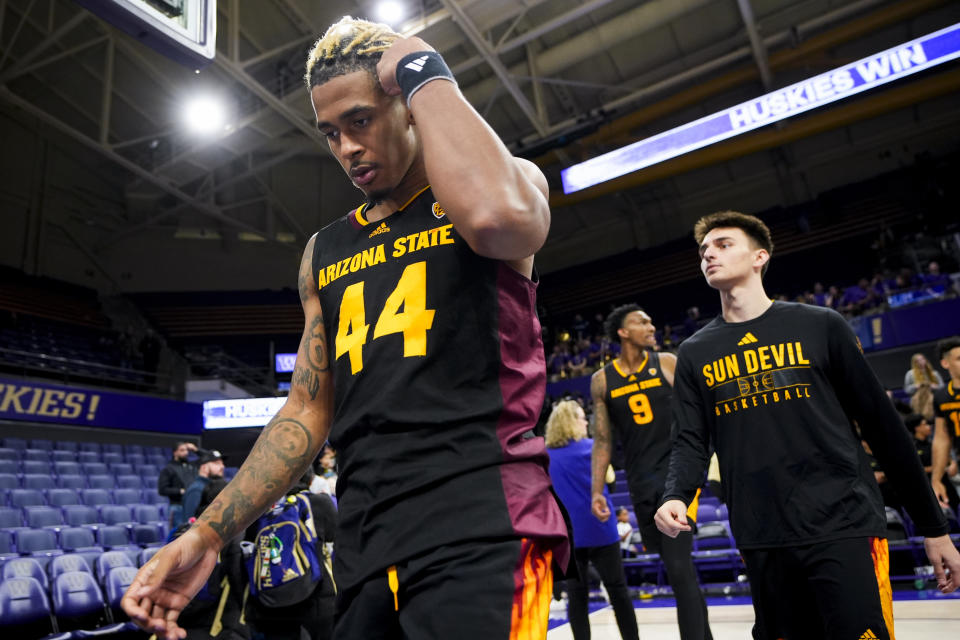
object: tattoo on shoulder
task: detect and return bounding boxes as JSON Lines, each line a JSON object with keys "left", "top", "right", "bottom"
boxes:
{"left": 298, "top": 271, "right": 311, "bottom": 305}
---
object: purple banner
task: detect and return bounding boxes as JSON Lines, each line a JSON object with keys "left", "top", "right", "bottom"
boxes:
{"left": 0, "top": 376, "right": 202, "bottom": 434}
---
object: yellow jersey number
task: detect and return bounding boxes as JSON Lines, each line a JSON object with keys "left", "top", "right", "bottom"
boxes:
{"left": 950, "top": 411, "right": 960, "bottom": 438}
{"left": 334, "top": 261, "right": 436, "bottom": 375}
{"left": 628, "top": 393, "right": 654, "bottom": 425}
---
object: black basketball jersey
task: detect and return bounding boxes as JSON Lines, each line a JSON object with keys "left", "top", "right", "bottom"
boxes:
{"left": 310, "top": 187, "right": 567, "bottom": 590}
{"left": 603, "top": 351, "right": 673, "bottom": 522}
{"left": 934, "top": 380, "right": 960, "bottom": 455}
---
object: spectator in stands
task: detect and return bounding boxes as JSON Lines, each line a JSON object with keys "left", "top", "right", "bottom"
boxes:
{"left": 545, "top": 400, "right": 638, "bottom": 640}
{"left": 839, "top": 278, "right": 873, "bottom": 314}
{"left": 922, "top": 261, "right": 951, "bottom": 290}
{"left": 906, "top": 353, "right": 944, "bottom": 421}
{"left": 683, "top": 306, "right": 700, "bottom": 338}
{"left": 244, "top": 467, "right": 337, "bottom": 640}
{"left": 158, "top": 441, "right": 198, "bottom": 530}
{"left": 318, "top": 444, "right": 337, "bottom": 496}
{"left": 183, "top": 450, "right": 225, "bottom": 522}
{"left": 907, "top": 413, "right": 959, "bottom": 513}
{"left": 811, "top": 282, "right": 828, "bottom": 307}
{"left": 825, "top": 285, "right": 841, "bottom": 309}
{"left": 615, "top": 508, "right": 635, "bottom": 557}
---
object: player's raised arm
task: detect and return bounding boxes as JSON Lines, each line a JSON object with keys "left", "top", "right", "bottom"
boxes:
{"left": 377, "top": 37, "right": 550, "bottom": 263}
{"left": 590, "top": 369, "right": 613, "bottom": 522}
{"left": 121, "top": 237, "right": 335, "bottom": 639}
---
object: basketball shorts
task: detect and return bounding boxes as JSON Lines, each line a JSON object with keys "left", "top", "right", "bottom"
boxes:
{"left": 741, "top": 536, "right": 894, "bottom": 640}
{"left": 333, "top": 537, "right": 553, "bottom": 640}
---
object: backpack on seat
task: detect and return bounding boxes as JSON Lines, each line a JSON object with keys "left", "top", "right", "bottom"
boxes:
{"left": 245, "top": 491, "right": 322, "bottom": 607}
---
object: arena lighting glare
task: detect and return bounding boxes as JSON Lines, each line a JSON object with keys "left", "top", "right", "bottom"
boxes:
{"left": 375, "top": 0, "right": 405, "bottom": 25}
{"left": 561, "top": 22, "right": 960, "bottom": 195}
{"left": 183, "top": 95, "right": 227, "bottom": 134}
{"left": 203, "top": 398, "right": 287, "bottom": 429}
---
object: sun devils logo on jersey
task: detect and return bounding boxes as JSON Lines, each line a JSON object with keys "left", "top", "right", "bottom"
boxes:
{"left": 432, "top": 202, "right": 446, "bottom": 219}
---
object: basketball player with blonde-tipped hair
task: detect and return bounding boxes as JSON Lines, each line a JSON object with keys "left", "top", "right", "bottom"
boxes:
{"left": 122, "top": 16, "right": 568, "bottom": 640}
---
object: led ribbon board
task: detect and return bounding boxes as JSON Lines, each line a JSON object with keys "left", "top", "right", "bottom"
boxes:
{"left": 275, "top": 353, "right": 297, "bottom": 373}
{"left": 203, "top": 397, "right": 286, "bottom": 429}
{"left": 561, "top": 22, "right": 960, "bottom": 194}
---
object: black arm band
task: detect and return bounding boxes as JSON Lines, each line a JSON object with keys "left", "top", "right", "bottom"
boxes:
{"left": 396, "top": 51, "right": 457, "bottom": 107}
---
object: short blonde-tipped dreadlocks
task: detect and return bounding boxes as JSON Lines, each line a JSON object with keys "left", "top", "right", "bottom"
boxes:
{"left": 305, "top": 16, "right": 401, "bottom": 89}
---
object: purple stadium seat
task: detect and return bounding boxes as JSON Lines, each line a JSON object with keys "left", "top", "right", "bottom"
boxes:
{"left": 93, "top": 551, "right": 133, "bottom": 585}
{"left": 54, "top": 441, "right": 79, "bottom": 452}
{"left": 86, "top": 475, "right": 115, "bottom": 490}
{"left": 49, "top": 554, "right": 93, "bottom": 581}
{"left": 23, "top": 449, "right": 50, "bottom": 463}
{"left": 53, "top": 461, "right": 81, "bottom": 476}
{"left": 77, "top": 451, "right": 99, "bottom": 464}
{"left": 95, "top": 526, "right": 132, "bottom": 550}
{"left": 140, "top": 464, "right": 157, "bottom": 476}
{"left": 52, "top": 571, "right": 106, "bottom": 631}
{"left": 693, "top": 521, "right": 734, "bottom": 551}
{"left": 24, "top": 506, "right": 64, "bottom": 529}
{"left": 0, "top": 529, "right": 15, "bottom": 556}
{"left": 59, "top": 528, "right": 101, "bottom": 554}
{"left": 141, "top": 475, "right": 159, "bottom": 489}
{"left": 2, "top": 438, "right": 28, "bottom": 450}
{"left": 0, "top": 577, "right": 55, "bottom": 637}
{"left": 22, "top": 460, "right": 49, "bottom": 475}
{"left": 140, "top": 489, "right": 163, "bottom": 504}
{"left": 62, "top": 505, "right": 98, "bottom": 528}
{"left": 101, "top": 444, "right": 123, "bottom": 455}
{"left": 10, "top": 489, "right": 47, "bottom": 508}
{"left": 51, "top": 450, "right": 76, "bottom": 463}
{"left": 56, "top": 474, "right": 86, "bottom": 489}
{"left": 46, "top": 489, "right": 80, "bottom": 508}
{"left": 98, "top": 506, "right": 133, "bottom": 527}
{"left": 132, "top": 504, "right": 161, "bottom": 524}
{"left": 2, "top": 557, "right": 49, "bottom": 591}
{"left": 15, "top": 529, "right": 60, "bottom": 554}
{"left": 609, "top": 492, "right": 632, "bottom": 508}
{"left": 81, "top": 463, "right": 108, "bottom": 477}
{"left": 0, "top": 447, "right": 19, "bottom": 461}
{"left": 696, "top": 505, "right": 719, "bottom": 523}
{"left": 109, "top": 463, "right": 133, "bottom": 477}
{"left": 23, "top": 474, "right": 57, "bottom": 491}
{"left": 0, "top": 506, "right": 22, "bottom": 528}
{"left": 29, "top": 440, "right": 53, "bottom": 451}
{"left": 101, "top": 453, "right": 123, "bottom": 466}
{"left": 79, "top": 489, "right": 112, "bottom": 507}
{"left": 104, "top": 566, "right": 138, "bottom": 615}
{"left": 137, "top": 547, "right": 159, "bottom": 567}
{"left": 114, "top": 476, "right": 141, "bottom": 490}
{"left": 123, "top": 445, "right": 144, "bottom": 456}
{"left": 124, "top": 454, "right": 145, "bottom": 467}
{"left": 78, "top": 443, "right": 101, "bottom": 454}
{"left": 0, "top": 460, "right": 17, "bottom": 474}
{"left": 131, "top": 524, "right": 163, "bottom": 547}
{"left": 0, "top": 472, "right": 18, "bottom": 490}
{"left": 111, "top": 489, "right": 140, "bottom": 506}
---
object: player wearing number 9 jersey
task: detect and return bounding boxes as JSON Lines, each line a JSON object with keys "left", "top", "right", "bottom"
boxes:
{"left": 119, "top": 16, "right": 568, "bottom": 640}
{"left": 590, "top": 305, "right": 713, "bottom": 640}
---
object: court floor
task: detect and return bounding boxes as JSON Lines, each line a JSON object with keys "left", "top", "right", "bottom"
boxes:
{"left": 546, "top": 593, "right": 960, "bottom": 639}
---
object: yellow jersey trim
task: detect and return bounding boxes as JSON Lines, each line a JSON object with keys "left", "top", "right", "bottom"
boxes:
{"left": 398, "top": 185, "right": 432, "bottom": 211}
{"left": 355, "top": 203, "right": 369, "bottom": 226}
{"left": 612, "top": 351, "right": 649, "bottom": 379}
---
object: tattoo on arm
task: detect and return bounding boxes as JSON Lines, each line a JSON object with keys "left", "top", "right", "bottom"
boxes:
{"left": 591, "top": 372, "right": 613, "bottom": 495}
{"left": 196, "top": 416, "right": 316, "bottom": 542}
{"left": 291, "top": 366, "right": 321, "bottom": 401}
{"left": 301, "top": 315, "right": 329, "bottom": 373}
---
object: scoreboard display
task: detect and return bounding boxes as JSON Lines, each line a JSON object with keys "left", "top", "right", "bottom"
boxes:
{"left": 74, "top": 0, "right": 216, "bottom": 67}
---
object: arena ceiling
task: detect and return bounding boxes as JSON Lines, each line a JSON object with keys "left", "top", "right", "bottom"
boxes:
{"left": 1, "top": 0, "right": 959, "bottom": 292}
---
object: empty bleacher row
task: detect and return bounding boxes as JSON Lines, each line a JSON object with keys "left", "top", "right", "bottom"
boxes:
{"left": 0, "top": 436, "right": 222, "bottom": 638}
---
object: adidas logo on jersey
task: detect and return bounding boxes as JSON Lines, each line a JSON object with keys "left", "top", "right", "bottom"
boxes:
{"left": 737, "top": 332, "right": 758, "bottom": 346}
{"left": 368, "top": 221, "right": 390, "bottom": 238}
{"left": 859, "top": 629, "right": 878, "bottom": 640}
{"left": 404, "top": 55, "right": 430, "bottom": 72}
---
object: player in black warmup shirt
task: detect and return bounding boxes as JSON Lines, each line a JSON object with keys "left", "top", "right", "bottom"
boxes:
{"left": 931, "top": 336, "right": 960, "bottom": 509}
{"left": 656, "top": 211, "right": 960, "bottom": 640}
{"left": 122, "top": 16, "right": 569, "bottom": 640}
{"left": 590, "top": 305, "right": 713, "bottom": 640}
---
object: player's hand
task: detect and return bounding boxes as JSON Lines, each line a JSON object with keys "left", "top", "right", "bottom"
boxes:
{"left": 931, "top": 479, "right": 951, "bottom": 508}
{"left": 121, "top": 528, "right": 220, "bottom": 639}
{"left": 376, "top": 36, "right": 436, "bottom": 96}
{"left": 591, "top": 493, "right": 610, "bottom": 522}
{"left": 923, "top": 535, "right": 960, "bottom": 593}
{"left": 654, "top": 499, "right": 692, "bottom": 538}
